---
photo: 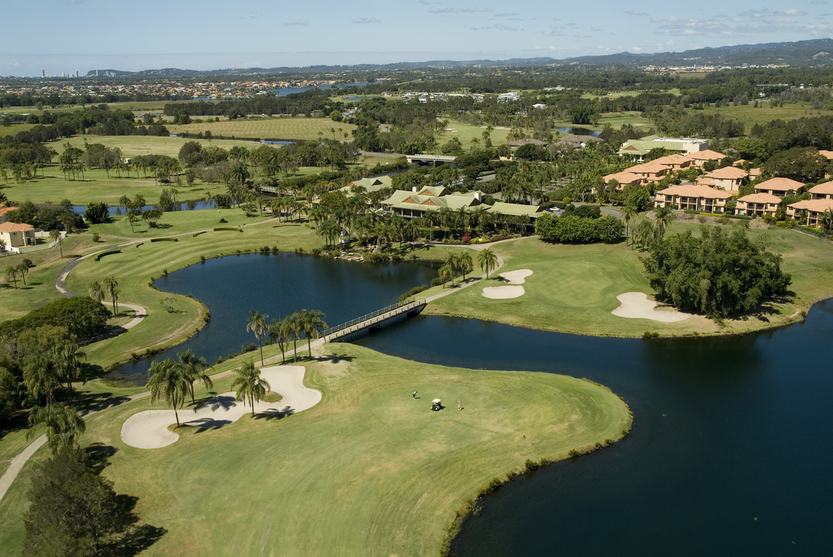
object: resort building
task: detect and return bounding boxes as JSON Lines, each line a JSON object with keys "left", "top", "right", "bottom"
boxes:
{"left": 603, "top": 171, "right": 643, "bottom": 189}
{"left": 0, "top": 206, "right": 17, "bottom": 224}
{"left": 380, "top": 187, "right": 482, "bottom": 218}
{"left": 736, "top": 193, "right": 781, "bottom": 218}
{"left": 0, "top": 222, "right": 36, "bottom": 248}
{"left": 654, "top": 185, "right": 732, "bottom": 213}
{"left": 651, "top": 154, "right": 692, "bottom": 169}
{"left": 754, "top": 177, "right": 804, "bottom": 197}
{"left": 626, "top": 161, "right": 671, "bottom": 182}
{"left": 340, "top": 176, "right": 393, "bottom": 197}
{"left": 809, "top": 181, "right": 833, "bottom": 200}
{"left": 786, "top": 198, "right": 833, "bottom": 227}
{"left": 697, "top": 166, "right": 748, "bottom": 191}
{"left": 618, "top": 137, "right": 709, "bottom": 157}
{"left": 684, "top": 149, "right": 727, "bottom": 167}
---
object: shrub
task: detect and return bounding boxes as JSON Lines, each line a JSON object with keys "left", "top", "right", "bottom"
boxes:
{"left": 150, "top": 238, "right": 177, "bottom": 242}
{"left": 94, "top": 250, "right": 121, "bottom": 261}
{"left": 91, "top": 232, "right": 100, "bottom": 242}
{"left": 0, "top": 296, "right": 111, "bottom": 341}
{"left": 219, "top": 218, "right": 227, "bottom": 223}
{"left": 399, "top": 285, "right": 429, "bottom": 302}
{"left": 200, "top": 255, "right": 206, "bottom": 263}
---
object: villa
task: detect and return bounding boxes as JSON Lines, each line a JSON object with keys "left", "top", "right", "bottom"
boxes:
{"left": 684, "top": 149, "right": 727, "bottom": 167}
{"left": 626, "top": 161, "right": 671, "bottom": 182}
{"left": 697, "top": 166, "right": 748, "bottom": 191}
{"left": 0, "top": 222, "right": 36, "bottom": 248}
{"left": 651, "top": 154, "right": 692, "bottom": 169}
{"left": 786, "top": 198, "right": 833, "bottom": 227}
{"left": 654, "top": 185, "right": 732, "bottom": 213}
{"left": 603, "top": 171, "right": 643, "bottom": 189}
{"left": 0, "top": 205, "right": 17, "bottom": 224}
{"left": 754, "top": 177, "right": 804, "bottom": 197}
{"left": 736, "top": 193, "right": 781, "bottom": 218}
{"left": 809, "top": 181, "right": 833, "bottom": 200}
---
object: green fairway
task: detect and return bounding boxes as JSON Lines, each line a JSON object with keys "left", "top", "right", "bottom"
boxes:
{"left": 441, "top": 120, "right": 510, "bottom": 148}
{"left": 0, "top": 343, "right": 632, "bottom": 557}
{"left": 57, "top": 135, "right": 264, "bottom": 159}
{"left": 426, "top": 223, "right": 833, "bottom": 337}
{"left": 698, "top": 101, "right": 833, "bottom": 134}
{"left": 166, "top": 116, "right": 357, "bottom": 141}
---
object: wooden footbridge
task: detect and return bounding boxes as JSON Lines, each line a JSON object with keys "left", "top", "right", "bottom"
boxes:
{"left": 322, "top": 298, "right": 427, "bottom": 342}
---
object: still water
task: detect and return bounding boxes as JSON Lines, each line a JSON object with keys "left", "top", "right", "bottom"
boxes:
{"left": 72, "top": 200, "right": 215, "bottom": 217}
{"left": 120, "top": 254, "right": 833, "bottom": 554}
{"left": 110, "top": 253, "right": 438, "bottom": 382}
{"left": 357, "top": 309, "right": 833, "bottom": 556}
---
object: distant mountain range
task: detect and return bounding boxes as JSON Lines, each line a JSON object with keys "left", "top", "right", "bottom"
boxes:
{"left": 85, "top": 38, "right": 833, "bottom": 78}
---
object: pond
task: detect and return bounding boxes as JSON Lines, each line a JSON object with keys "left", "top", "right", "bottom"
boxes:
{"left": 109, "top": 252, "right": 439, "bottom": 383}
{"left": 115, "top": 254, "right": 833, "bottom": 554}
{"left": 356, "top": 309, "right": 833, "bottom": 556}
{"left": 72, "top": 200, "right": 215, "bottom": 217}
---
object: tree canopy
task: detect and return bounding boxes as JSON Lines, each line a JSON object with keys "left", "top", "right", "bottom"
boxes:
{"left": 643, "top": 226, "right": 791, "bottom": 318}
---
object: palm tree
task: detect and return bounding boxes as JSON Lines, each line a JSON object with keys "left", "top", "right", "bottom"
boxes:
{"left": 299, "top": 309, "right": 328, "bottom": 358}
{"left": 654, "top": 206, "right": 674, "bottom": 240}
{"left": 285, "top": 312, "right": 303, "bottom": 362}
{"left": 4, "top": 266, "right": 18, "bottom": 289}
{"left": 146, "top": 358, "right": 188, "bottom": 427}
{"left": 231, "top": 361, "right": 270, "bottom": 416}
{"left": 23, "top": 355, "right": 61, "bottom": 407}
{"left": 15, "top": 262, "right": 28, "bottom": 286}
{"left": 478, "top": 248, "right": 498, "bottom": 279}
{"left": 178, "top": 349, "right": 213, "bottom": 404}
{"left": 621, "top": 204, "right": 637, "bottom": 242}
{"left": 246, "top": 310, "right": 269, "bottom": 366}
{"left": 269, "top": 317, "right": 291, "bottom": 363}
{"left": 443, "top": 253, "right": 459, "bottom": 286}
{"left": 49, "top": 228, "right": 62, "bottom": 257}
{"left": 52, "top": 340, "right": 85, "bottom": 401}
{"left": 27, "top": 403, "right": 86, "bottom": 455}
{"left": 458, "top": 252, "right": 473, "bottom": 281}
{"left": 103, "top": 276, "right": 119, "bottom": 316}
{"left": 87, "top": 281, "right": 104, "bottom": 303}
{"left": 438, "top": 264, "right": 453, "bottom": 288}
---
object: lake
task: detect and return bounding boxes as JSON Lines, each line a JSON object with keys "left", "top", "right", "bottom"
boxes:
{"left": 119, "top": 253, "right": 833, "bottom": 554}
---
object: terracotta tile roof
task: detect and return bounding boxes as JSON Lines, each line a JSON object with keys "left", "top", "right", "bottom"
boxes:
{"left": 603, "top": 171, "right": 642, "bottom": 184}
{"left": 0, "top": 206, "right": 17, "bottom": 216}
{"left": 704, "top": 166, "right": 747, "bottom": 180}
{"left": 656, "top": 185, "right": 732, "bottom": 199}
{"left": 685, "top": 149, "right": 726, "bottom": 161}
{"left": 755, "top": 177, "right": 805, "bottom": 192}
{"left": 817, "top": 150, "right": 833, "bottom": 160}
{"left": 809, "top": 181, "right": 833, "bottom": 195}
{"left": 788, "top": 198, "right": 833, "bottom": 212}
{"left": 627, "top": 161, "right": 671, "bottom": 174}
{"left": 738, "top": 193, "right": 781, "bottom": 204}
{"left": 0, "top": 222, "right": 34, "bottom": 232}
{"left": 651, "top": 154, "right": 690, "bottom": 165}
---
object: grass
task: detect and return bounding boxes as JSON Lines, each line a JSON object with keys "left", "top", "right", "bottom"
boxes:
{"left": 695, "top": 101, "right": 833, "bottom": 134}
{"left": 441, "top": 120, "right": 510, "bottom": 148}
{"left": 425, "top": 221, "right": 833, "bottom": 338}
{"left": 0, "top": 343, "right": 631, "bottom": 556}
{"left": 166, "top": 117, "right": 357, "bottom": 141}
{"left": 57, "top": 135, "right": 265, "bottom": 159}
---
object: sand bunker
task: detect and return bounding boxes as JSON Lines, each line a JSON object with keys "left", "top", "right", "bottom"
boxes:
{"left": 611, "top": 292, "right": 692, "bottom": 323}
{"left": 482, "top": 285, "right": 526, "bottom": 299}
{"left": 121, "top": 366, "right": 321, "bottom": 450}
{"left": 499, "top": 269, "right": 533, "bottom": 284}
{"left": 481, "top": 269, "right": 533, "bottom": 299}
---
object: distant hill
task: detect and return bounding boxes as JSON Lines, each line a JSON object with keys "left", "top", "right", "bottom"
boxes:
{"left": 84, "top": 39, "right": 833, "bottom": 78}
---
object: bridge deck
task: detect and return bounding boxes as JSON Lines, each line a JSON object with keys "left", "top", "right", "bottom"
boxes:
{"left": 322, "top": 298, "right": 427, "bottom": 342}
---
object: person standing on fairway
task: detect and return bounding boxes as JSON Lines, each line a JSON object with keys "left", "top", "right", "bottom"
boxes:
{"left": 413, "top": 391, "right": 417, "bottom": 399}
{"left": 458, "top": 400, "right": 461, "bottom": 410}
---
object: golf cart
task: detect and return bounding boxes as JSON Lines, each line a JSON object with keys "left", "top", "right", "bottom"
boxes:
{"left": 431, "top": 399, "right": 442, "bottom": 411}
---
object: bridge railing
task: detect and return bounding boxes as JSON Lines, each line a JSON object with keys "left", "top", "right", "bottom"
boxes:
{"left": 321, "top": 298, "right": 425, "bottom": 339}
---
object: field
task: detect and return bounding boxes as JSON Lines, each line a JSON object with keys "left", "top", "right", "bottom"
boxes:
{"left": 441, "top": 120, "right": 511, "bottom": 147}
{"left": 697, "top": 101, "right": 833, "bottom": 133}
{"left": 425, "top": 221, "right": 833, "bottom": 338}
{"left": 166, "top": 116, "right": 357, "bottom": 141}
{"left": 0, "top": 343, "right": 632, "bottom": 556}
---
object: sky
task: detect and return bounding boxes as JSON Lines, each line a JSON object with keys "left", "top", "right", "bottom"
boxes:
{"left": 2, "top": 0, "right": 832, "bottom": 77}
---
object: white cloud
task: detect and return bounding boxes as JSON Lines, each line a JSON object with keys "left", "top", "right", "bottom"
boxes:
{"left": 810, "top": 0, "right": 827, "bottom": 4}
{"left": 542, "top": 30, "right": 564, "bottom": 36}
{"left": 471, "top": 24, "right": 519, "bottom": 31}
{"left": 284, "top": 20, "right": 310, "bottom": 26}
{"left": 430, "top": 7, "right": 494, "bottom": 13}
{"left": 352, "top": 18, "right": 381, "bottom": 24}
{"left": 625, "top": 10, "right": 647, "bottom": 16}
{"left": 494, "top": 12, "right": 519, "bottom": 17}
{"left": 651, "top": 8, "right": 822, "bottom": 37}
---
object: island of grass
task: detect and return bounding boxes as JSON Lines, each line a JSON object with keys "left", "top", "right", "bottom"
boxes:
{"left": 424, "top": 221, "right": 833, "bottom": 338}
{"left": 0, "top": 344, "right": 631, "bottom": 556}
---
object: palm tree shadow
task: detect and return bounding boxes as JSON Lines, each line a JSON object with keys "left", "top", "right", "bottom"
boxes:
{"left": 85, "top": 443, "right": 118, "bottom": 474}
{"left": 187, "top": 417, "right": 233, "bottom": 432}
{"left": 193, "top": 395, "right": 237, "bottom": 412}
{"left": 312, "top": 353, "right": 355, "bottom": 363}
{"left": 254, "top": 407, "right": 295, "bottom": 421}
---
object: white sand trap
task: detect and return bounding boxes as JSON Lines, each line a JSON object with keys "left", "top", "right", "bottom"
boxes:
{"left": 611, "top": 292, "right": 692, "bottom": 323}
{"left": 500, "top": 269, "right": 533, "bottom": 284}
{"left": 121, "top": 366, "right": 321, "bottom": 450}
{"left": 482, "top": 285, "right": 526, "bottom": 299}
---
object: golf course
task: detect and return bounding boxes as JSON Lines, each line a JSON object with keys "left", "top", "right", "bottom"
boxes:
{"left": 0, "top": 343, "right": 632, "bottom": 556}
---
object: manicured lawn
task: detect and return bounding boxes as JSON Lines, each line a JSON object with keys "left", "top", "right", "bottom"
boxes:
{"left": 441, "top": 120, "right": 510, "bottom": 148}
{"left": 425, "top": 223, "right": 833, "bottom": 337}
{"left": 166, "top": 117, "right": 357, "bottom": 141}
{"left": 0, "top": 343, "right": 632, "bottom": 556}
{"left": 58, "top": 135, "right": 262, "bottom": 159}
{"left": 2, "top": 167, "right": 230, "bottom": 206}
{"left": 698, "top": 101, "right": 833, "bottom": 134}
